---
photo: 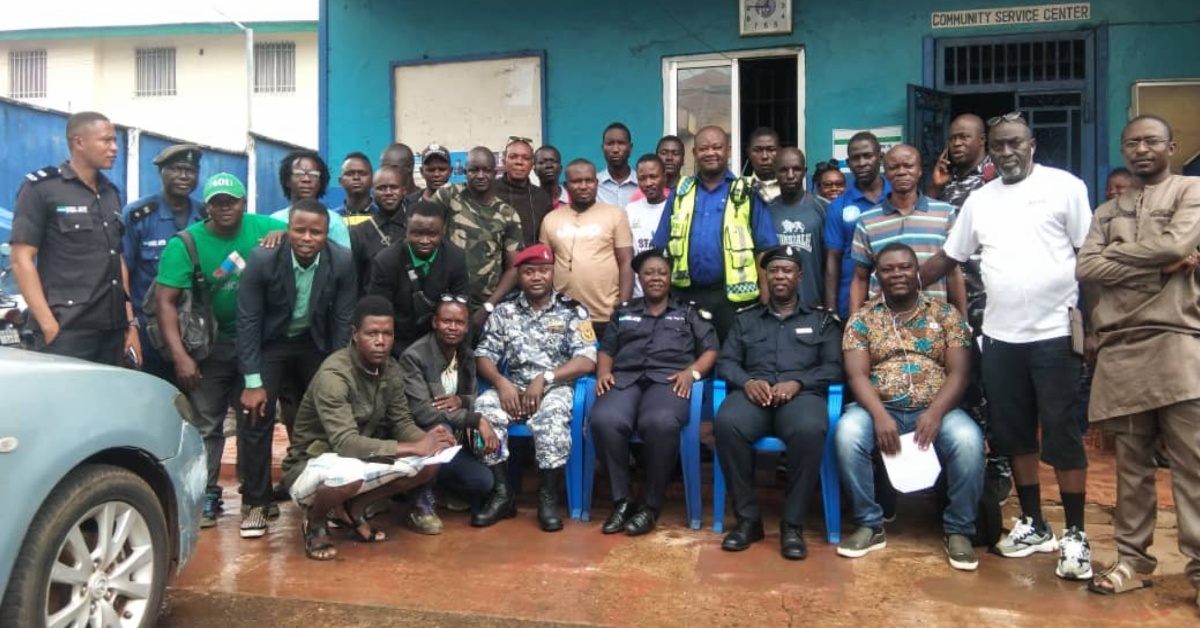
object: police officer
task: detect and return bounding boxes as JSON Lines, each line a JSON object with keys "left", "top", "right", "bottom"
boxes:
{"left": 9, "top": 111, "right": 139, "bottom": 366}
{"left": 714, "top": 245, "right": 843, "bottom": 560}
{"left": 121, "top": 144, "right": 205, "bottom": 381}
{"left": 472, "top": 243, "right": 597, "bottom": 532}
{"left": 591, "top": 247, "right": 719, "bottom": 536}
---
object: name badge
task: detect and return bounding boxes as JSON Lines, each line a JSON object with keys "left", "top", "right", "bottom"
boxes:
{"left": 795, "top": 327, "right": 813, "bottom": 335}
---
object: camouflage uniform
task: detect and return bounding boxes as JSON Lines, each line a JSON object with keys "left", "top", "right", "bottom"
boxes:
{"left": 432, "top": 184, "right": 524, "bottom": 311}
{"left": 474, "top": 292, "right": 597, "bottom": 469}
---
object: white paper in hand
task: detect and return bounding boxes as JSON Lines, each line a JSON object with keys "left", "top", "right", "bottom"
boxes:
{"left": 881, "top": 432, "right": 942, "bottom": 493}
{"left": 419, "top": 445, "right": 462, "bottom": 466}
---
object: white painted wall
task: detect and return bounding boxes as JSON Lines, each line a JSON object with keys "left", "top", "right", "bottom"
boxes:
{"left": 1, "top": 30, "right": 317, "bottom": 150}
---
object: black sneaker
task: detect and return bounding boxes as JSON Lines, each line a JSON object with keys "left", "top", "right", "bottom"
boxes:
{"left": 837, "top": 526, "right": 886, "bottom": 558}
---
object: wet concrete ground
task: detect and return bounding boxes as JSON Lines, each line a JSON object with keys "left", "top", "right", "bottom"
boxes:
{"left": 165, "top": 429, "right": 1198, "bottom": 626}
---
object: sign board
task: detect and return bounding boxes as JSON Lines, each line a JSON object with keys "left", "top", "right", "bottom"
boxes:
{"left": 931, "top": 3, "right": 1090, "bottom": 29}
{"left": 832, "top": 126, "right": 904, "bottom": 168}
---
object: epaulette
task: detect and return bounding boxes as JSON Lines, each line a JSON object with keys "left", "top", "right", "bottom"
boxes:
{"left": 735, "top": 302, "right": 763, "bottom": 314}
{"left": 127, "top": 199, "right": 159, "bottom": 223}
{"left": 687, "top": 300, "right": 713, "bottom": 320}
{"left": 558, "top": 293, "right": 589, "bottom": 320}
{"left": 23, "top": 165, "right": 60, "bottom": 183}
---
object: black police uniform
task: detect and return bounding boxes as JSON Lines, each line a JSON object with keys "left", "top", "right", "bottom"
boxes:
{"left": 714, "top": 260, "right": 843, "bottom": 532}
{"left": 10, "top": 162, "right": 126, "bottom": 364}
{"left": 590, "top": 297, "right": 718, "bottom": 514}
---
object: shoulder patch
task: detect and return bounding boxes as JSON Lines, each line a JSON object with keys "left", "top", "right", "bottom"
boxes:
{"left": 576, "top": 304, "right": 590, "bottom": 320}
{"left": 24, "top": 165, "right": 60, "bottom": 183}
{"left": 128, "top": 199, "right": 160, "bottom": 222}
{"left": 578, "top": 320, "right": 596, "bottom": 343}
{"left": 697, "top": 308, "right": 712, "bottom": 320}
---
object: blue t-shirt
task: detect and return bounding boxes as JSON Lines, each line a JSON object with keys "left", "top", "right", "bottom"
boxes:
{"left": 822, "top": 179, "right": 891, "bottom": 317}
{"left": 651, "top": 173, "right": 778, "bottom": 287}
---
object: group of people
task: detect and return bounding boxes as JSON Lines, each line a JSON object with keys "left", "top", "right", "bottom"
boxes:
{"left": 9, "top": 110, "right": 1200, "bottom": 607}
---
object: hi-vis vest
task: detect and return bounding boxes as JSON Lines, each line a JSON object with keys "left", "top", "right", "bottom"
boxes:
{"left": 665, "top": 176, "right": 760, "bottom": 303}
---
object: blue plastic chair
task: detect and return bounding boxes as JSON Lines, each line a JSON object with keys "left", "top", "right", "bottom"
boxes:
{"left": 476, "top": 374, "right": 593, "bottom": 521}
{"left": 577, "top": 379, "right": 705, "bottom": 529}
{"left": 711, "top": 381, "right": 845, "bottom": 544}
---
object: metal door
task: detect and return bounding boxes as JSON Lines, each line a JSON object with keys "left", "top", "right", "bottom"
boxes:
{"left": 907, "top": 84, "right": 953, "bottom": 186}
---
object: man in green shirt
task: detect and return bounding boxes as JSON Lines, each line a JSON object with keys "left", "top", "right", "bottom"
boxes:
{"left": 155, "top": 173, "right": 286, "bottom": 531}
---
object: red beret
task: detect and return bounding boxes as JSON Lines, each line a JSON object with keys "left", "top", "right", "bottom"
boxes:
{"left": 513, "top": 243, "right": 554, "bottom": 266}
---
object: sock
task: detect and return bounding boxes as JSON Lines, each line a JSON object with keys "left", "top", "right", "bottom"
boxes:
{"left": 413, "top": 484, "right": 436, "bottom": 515}
{"left": 1015, "top": 484, "right": 1044, "bottom": 527}
{"left": 1061, "top": 492, "right": 1085, "bottom": 532}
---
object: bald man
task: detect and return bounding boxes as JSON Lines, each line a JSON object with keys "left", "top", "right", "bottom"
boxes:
{"left": 848, "top": 144, "right": 966, "bottom": 314}
{"left": 380, "top": 142, "right": 417, "bottom": 198}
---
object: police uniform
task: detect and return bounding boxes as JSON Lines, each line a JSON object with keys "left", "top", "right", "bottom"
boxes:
{"left": 121, "top": 144, "right": 204, "bottom": 380}
{"left": 590, "top": 249, "right": 719, "bottom": 521}
{"left": 714, "top": 245, "right": 844, "bottom": 542}
{"left": 10, "top": 162, "right": 126, "bottom": 364}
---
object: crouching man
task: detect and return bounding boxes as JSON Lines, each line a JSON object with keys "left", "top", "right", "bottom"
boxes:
{"left": 282, "top": 296, "right": 457, "bottom": 560}
{"left": 835, "top": 243, "right": 984, "bottom": 571}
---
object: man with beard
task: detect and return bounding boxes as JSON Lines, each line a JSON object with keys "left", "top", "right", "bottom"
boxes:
{"left": 406, "top": 144, "right": 452, "bottom": 205}
{"left": 921, "top": 113, "right": 1093, "bottom": 581}
{"left": 122, "top": 144, "right": 205, "bottom": 380}
{"left": 335, "top": 152, "right": 376, "bottom": 227}
{"left": 272, "top": 150, "right": 351, "bottom": 248}
{"left": 534, "top": 145, "right": 570, "bottom": 209}
{"left": 823, "top": 132, "right": 890, "bottom": 319}
{"left": 598, "top": 122, "right": 638, "bottom": 208}
{"left": 495, "top": 137, "right": 553, "bottom": 246}
{"left": 350, "top": 166, "right": 408, "bottom": 292}
{"left": 747, "top": 127, "right": 781, "bottom": 204}
{"left": 766, "top": 147, "right": 825, "bottom": 309}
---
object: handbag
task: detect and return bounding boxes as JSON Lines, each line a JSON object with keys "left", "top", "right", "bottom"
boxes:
{"left": 142, "top": 230, "right": 217, "bottom": 362}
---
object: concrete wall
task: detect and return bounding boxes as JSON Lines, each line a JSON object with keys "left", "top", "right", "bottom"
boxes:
{"left": 2, "top": 31, "right": 318, "bottom": 151}
{"left": 323, "top": 0, "right": 1200, "bottom": 189}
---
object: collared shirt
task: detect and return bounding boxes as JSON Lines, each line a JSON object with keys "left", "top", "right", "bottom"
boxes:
{"left": 287, "top": 250, "right": 320, "bottom": 338}
{"left": 823, "top": 179, "right": 892, "bottom": 318}
{"left": 10, "top": 162, "right": 126, "bottom": 331}
{"left": 476, "top": 292, "right": 598, "bottom": 388}
{"left": 121, "top": 193, "right": 205, "bottom": 321}
{"left": 650, "top": 172, "right": 779, "bottom": 287}
{"left": 600, "top": 298, "right": 718, "bottom": 389}
{"left": 844, "top": 295, "right": 971, "bottom": 409}
{"left": 270, "top": 205, "right": 352, "bottom": 248}
{"left": 407, "top": 244, "right": 438, "bottom": 276}
{"left": 851, "top": 193, "right": 956, "bottom": 301}
{"left": 494, "top": 175, "right": 553, "bottom": 246}
{"left": 432, "top": 183, "right": 524, "bottom": 309}
{"left": 598, "top": 168, "right": 639, "bottom": 208}
{"left": 552, "top": 186, "right": 570, "bottom": 209}
{"left": 717, "top": 302, "right": 843, "bottom": 391}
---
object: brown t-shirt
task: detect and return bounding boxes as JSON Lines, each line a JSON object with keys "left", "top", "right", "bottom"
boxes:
{"left": 539, "top": 202, "right": 633, "bottom": 322}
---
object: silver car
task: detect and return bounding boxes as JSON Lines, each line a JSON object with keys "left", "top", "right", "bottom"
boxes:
{"left": 0, "top": 347, "right": 206, "bottom": 627}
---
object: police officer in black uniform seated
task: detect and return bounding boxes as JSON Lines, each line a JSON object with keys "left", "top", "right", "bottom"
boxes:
{"left": 714, "top": 245, "right": 843, "bottom": 559}
{"left": 591, "top": 248, "right": 719, "bottom": 536}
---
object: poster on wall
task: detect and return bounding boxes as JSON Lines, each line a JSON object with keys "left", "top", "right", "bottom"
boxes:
{"left": 413, "top": 151, "right": 470, "bottom": 187}
{"left": 831, "top": 126, "right": 905, "bottom": 171}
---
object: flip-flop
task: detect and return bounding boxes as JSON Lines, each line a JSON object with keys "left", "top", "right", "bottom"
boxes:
{"left": 1087, "top": 562, "right": 1151, "bottom": 595}
{"left": 302, "top": 519, "right": 337, "bottom": 561}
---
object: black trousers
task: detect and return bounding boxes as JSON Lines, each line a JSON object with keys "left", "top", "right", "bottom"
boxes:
{"left": 34, "top": 328, "right": 124, "bottom": 366}
{"left": 589, "top": 380, "right": 689, "bottom": 511}
{"left": 714, "top": 390, "right": 827, "bottom": 526}
{"left": 671, "top": 283, "right": 739, "bottom": 343}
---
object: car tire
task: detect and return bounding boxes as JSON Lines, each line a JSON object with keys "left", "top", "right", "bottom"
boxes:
{"left": 0, "top": 464, "right": 170, "bottom": 628}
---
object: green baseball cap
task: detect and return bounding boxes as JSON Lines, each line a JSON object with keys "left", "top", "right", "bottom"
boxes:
{"left": 202, "top": 172, "right": 246, "bottom": 202}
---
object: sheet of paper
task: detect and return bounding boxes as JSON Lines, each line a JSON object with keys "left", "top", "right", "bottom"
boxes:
{"left": 881, "top": 432, "right": 942, "bottom": 493}
{"left": 418, "top": 445, "right": 462, "bottom": 466}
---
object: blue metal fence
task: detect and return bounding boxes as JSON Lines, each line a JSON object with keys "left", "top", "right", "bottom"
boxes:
{"left": 137, "top": 131, "right": 248, "bottom": 205}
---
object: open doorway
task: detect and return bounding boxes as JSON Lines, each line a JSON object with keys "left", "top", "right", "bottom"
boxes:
{"left": 738, "top": 56, "right": 798, "bottom": 175}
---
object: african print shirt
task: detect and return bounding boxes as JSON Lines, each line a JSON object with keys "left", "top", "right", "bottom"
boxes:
{"left": 432, "top": 183, "right": 524, "bottom": 309}
{"left": 843, "top": 295, "right": 971, "bottom": 409}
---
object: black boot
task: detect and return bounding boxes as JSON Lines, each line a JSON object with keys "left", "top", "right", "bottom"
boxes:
{"left": 471, "top": 463, "right": 517, "bottom": 527}
{"left": 537, "top": 468, "right": 564, "bottom": 532}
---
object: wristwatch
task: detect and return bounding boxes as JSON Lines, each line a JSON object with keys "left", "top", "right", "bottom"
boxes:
{"left": 542, "top": 370, "right": 556, "bottom": 385}
{"left": 690, "top": 369, "right": 702, "bottom": 380}
{"left": 483, "top": 302, "right": 495, "bottom": 313}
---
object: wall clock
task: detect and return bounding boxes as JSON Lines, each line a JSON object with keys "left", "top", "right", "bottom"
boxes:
{"left": 740, "top": 0, "right": 792, "bottom": 37}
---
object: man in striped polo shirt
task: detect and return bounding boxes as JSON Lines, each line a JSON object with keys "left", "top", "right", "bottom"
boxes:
{"left": 848, "top": 144, "right": 966, "bottom": 315}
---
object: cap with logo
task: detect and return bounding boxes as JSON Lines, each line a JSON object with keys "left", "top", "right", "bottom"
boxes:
{"left": 203, "top": 172, "right": 246, "bottom": 203}
{"left": 152, "top": 144, "right": 203, "bottom": 169}
{"left": 421, "top": 143, "right": 451, "bottom": 164}
{"left": 759, "top": 244, "right": 803, "bottom": 269}
{"left": 513, "top": 243, "right": 554, "bottom": 267}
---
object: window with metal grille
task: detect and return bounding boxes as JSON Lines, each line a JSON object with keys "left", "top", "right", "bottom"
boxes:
{"left": 135, "top": 47, "right": 176, "bottom": 97}
{"left": 254, "top": 42, "right": 295, "bottom": 93}
{"left": 9, "top": 49, "right": 47, "bottom": 99}
{"left": 942, "top": 39, "right": 1086, "bottom": 88}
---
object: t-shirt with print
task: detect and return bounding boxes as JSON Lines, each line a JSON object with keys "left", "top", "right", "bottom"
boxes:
{"left": 623, "top": 197, "right": 668, "bottom": 298}
{"left": 843, "top": 295, "right": 972, "bottom": 409}
{"left": 941, "top": 165, "right": 1091, "bottom": 343}
{"left": 539, "top": 202, "right": 633, "bottom": 322}
{"left": 155, "top": 214, "right": 287, "bottom": 339}
{"left": 767, "top": 194, "right": 826, "bottom": 309}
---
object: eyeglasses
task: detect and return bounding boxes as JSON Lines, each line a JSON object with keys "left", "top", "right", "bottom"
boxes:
{"left": 439, "top": 294, "right": 469, "bottom": 304}
{"left": 987, "top": 112, "right": 1025, "bottom": 127}
{"left": 1121, "top": 137, "right": 1169, "bottom": 150}
{"left": 291, "top": 169, "right": 322, "bottom": 179}
{"left": 506, "top": 135, "right": 534, "bottom": 147}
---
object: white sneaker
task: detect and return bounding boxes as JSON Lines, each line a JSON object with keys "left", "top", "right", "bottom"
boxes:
{"left": 1056, "top": 527, "right": 1093, "bottom": 580}
{"left": 995, "top": 515, "right": 1058, "bottom": 558}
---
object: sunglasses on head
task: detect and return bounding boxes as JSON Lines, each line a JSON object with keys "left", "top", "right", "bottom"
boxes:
{"left": 987, "top": 112, "right": 1025, "bottom": 127}
{"left": 438, "top": 294, "right": 469, "bottom": 304}
{"left": 506, "top": 135, "right": 534, "bottom": 147}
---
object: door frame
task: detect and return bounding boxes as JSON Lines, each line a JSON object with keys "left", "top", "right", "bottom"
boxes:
{"left": 662, "top": 47, "right": 806, "bottom": 173}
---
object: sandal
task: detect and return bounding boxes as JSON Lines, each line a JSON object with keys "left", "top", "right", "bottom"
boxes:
{"left": 1087, "top": 561, "right": 1152, "bottom": 595}
{"left": 302, "top": 519, "right": 337, "bottom": 561}
{"left": 347, "top": 513, "right": 388, "bottom": 543}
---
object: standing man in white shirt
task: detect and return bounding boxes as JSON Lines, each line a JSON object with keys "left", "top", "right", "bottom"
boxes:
{"left": 624, "top": 154, "right": 670, "bottom": 297}
{"left": 920, "top": 113, "right": 1095, "bottom": 581}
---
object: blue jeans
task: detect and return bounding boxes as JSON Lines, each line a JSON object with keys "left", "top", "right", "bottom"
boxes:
{"left": 835, "top": 404, "right": 984, "bottom": 535}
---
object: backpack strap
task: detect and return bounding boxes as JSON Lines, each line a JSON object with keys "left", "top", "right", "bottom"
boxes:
{"left": 177, "top": 230, "right": 209, "bottom": 304}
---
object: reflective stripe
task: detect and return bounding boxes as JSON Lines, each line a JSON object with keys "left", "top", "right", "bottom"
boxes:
{"left": 666, "top": 176, "right": 760, "bottom": 302}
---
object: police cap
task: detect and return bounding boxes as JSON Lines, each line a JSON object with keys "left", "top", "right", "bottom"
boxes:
{"left": 152, "top": 144, "right": 202, "bottom": 169}
{"left": 759, "top": 245, "right": 803, "bottom": 270}
{"left": 631, "top": 247, "right": 670, "bottom": 273}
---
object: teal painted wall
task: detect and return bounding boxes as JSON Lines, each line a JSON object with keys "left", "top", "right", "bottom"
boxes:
{"left": 324, "top": 0, "right": 1199, "bottom": 189}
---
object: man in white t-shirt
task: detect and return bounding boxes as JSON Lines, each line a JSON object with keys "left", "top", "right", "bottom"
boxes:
{"left": 624, "top": 154, "right": 669, "bottom": 297}
{"left": 920, "top": 113, "right": 1094, "bottom": 581}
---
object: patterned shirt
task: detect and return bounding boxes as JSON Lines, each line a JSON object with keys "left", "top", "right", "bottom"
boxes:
{"left": 851, "top": 194, "right": 956, "bottom": 302}
{"left": 476, "top": 292, "right": 598, "bottom": 388}
{"left": 843, "top": 295, "right": 971, "bottom": 409}
{"left": 432, "top": 183, "right": 524, "bottom": 309}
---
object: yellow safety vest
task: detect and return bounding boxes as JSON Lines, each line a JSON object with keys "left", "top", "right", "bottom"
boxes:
{"left": 665, "top": 176, "right": 760, "bottom": 303}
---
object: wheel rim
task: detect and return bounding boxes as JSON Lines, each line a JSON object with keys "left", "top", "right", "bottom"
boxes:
{"left": 44, "top": 500, "right": 157, "bottom": 627}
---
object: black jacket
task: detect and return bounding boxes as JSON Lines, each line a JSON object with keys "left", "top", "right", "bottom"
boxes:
{"left": 349, "top": 210, "right": 408, "bottom": 294}
{"left": 367, "top": 241, "right": 469, "bottom": 355}
{"left": 398, "top": 332, "right": 480, "bottom": 430}
{"left": 718, "top": 303, "right": 842, "bottom": 392}
{"left": 236, "top": 241, "right": 357, "bottom": 377}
